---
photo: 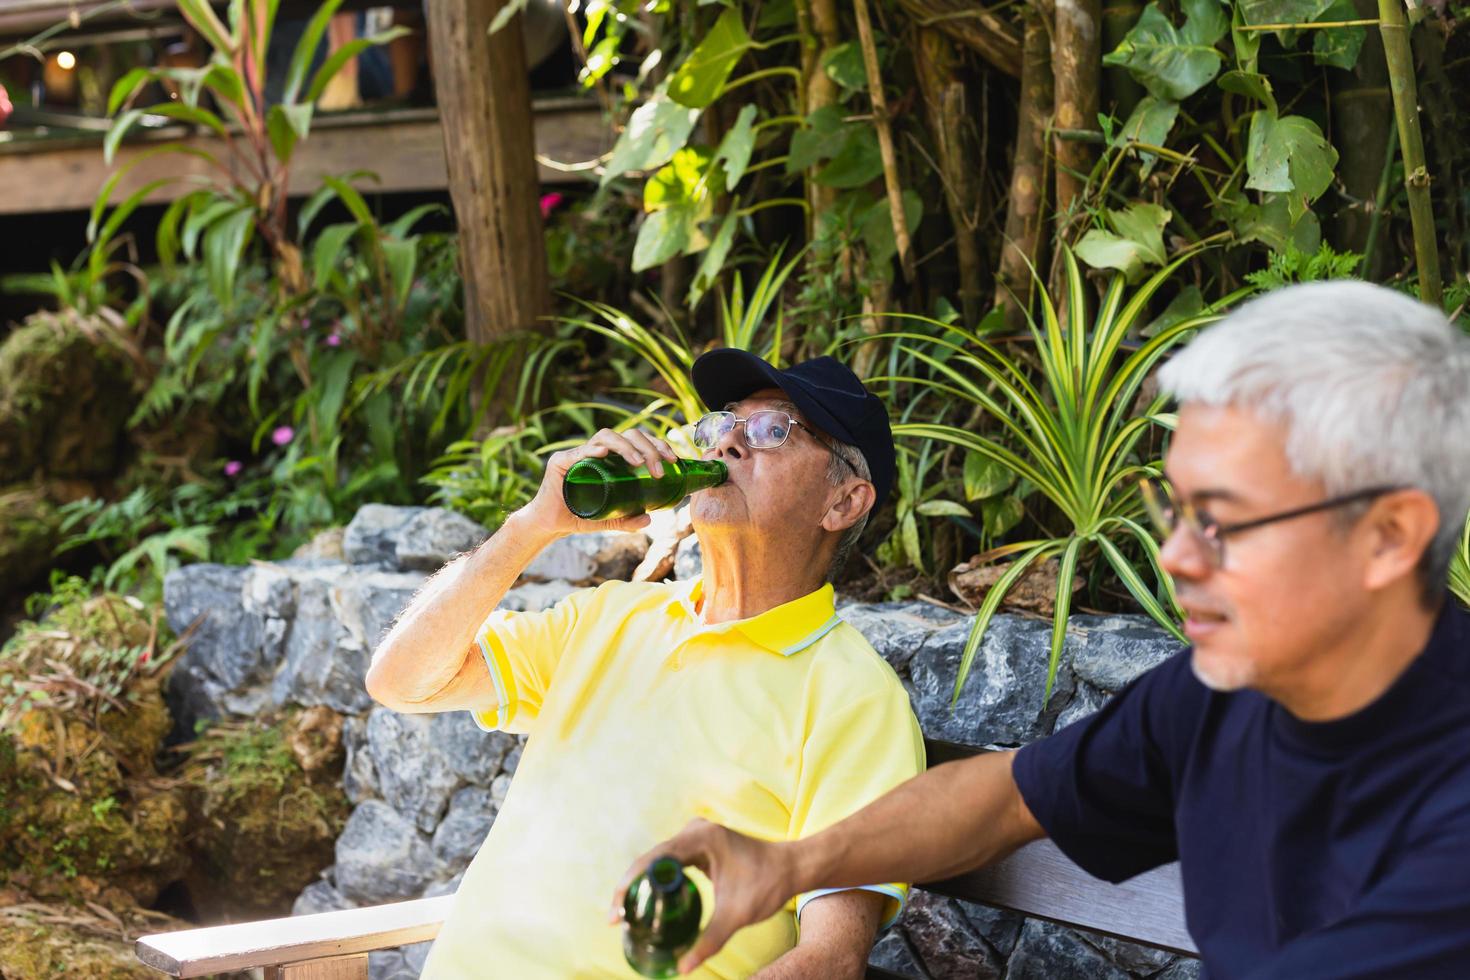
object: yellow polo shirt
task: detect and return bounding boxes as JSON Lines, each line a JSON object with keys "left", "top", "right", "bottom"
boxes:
{"left": 420, "top": 576, "right": 925, "bottom": 979}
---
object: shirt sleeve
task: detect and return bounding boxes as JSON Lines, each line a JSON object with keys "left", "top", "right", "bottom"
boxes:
{"left": 470, "top": 587, "right": 591, "bottom": 735}
{"left": 1242, "top": 827, "right": 1470, "bottom": 980}
{"left": 789, "top": 672, "right": 926, "bottom": 930}
{"left": 1012, "top": 650, "right": 1197, "bottom": 883}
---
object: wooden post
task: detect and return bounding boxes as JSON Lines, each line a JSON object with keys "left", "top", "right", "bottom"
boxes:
{"left": 425, "top": 0, "right": 552, "bottom": 345}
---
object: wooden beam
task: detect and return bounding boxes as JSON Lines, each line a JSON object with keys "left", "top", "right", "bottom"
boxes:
{"left": 424, "top": 0, "right": 551, "bottom": 345}
{"left": 134, "top": 895, "right": 452, "bottom": 978}
{"left": 0, "top": 102, "right": 607, "bottom": 217}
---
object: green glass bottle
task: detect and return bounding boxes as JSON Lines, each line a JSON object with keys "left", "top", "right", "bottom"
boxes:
{"left": 622, "top": 856, "right": 703, "bottom": 978}
{"left": 562, "top": 456, "right": 727, "bottom": 521}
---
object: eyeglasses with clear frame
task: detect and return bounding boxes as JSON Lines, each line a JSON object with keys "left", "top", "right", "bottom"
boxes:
{"left": 691, "top": 410, "right": 858, "bottom": 475}
{"left": 1138, "top": 477, "right": 1404, "bottom": 569}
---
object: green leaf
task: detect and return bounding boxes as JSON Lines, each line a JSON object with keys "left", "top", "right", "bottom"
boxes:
{"left": 1113, "top": 95, "right": 1179, "bottom": 176}
{"left": 203, "top": 207, "right": 255, "bottom": 307}
{"left": 688, "top": 208, "right": 740, "bottom": 308}
{"left": 1075, "top": 202, "right": 1172, "bottom": 282}
{"left": 382, "top": 237, "right": 417, "bottom": 311}
{"left": 177, "top": 0, "right": 234, "bottom": 53}
{"left": 305, "top": 30, "right": 411, "bottom": 103}
{"left": 916, "top": 500, "right": 971, "bottom": 518}
{"left": 489, "top": 0, "right": 531, "bottom": 35}
{"left": 321, "top": 174, "right": 376, "bottom": 226}
{"left": 182, "top": 198, "right": 244, "bottom": 257}
{"left": 821, "top": 41, "right": 868, "bottom": 91}
{"left": 266, "top": 102, "right": 314, "bottom": 164}
{"left": 632, "top": 206, "right": 695, "bottom": 272}
{"left": 964, "top": 452, "right": 1015, "bottom": 501}
{"left": 283, "top": 0, "right": 344, "bottom": 103}
{"left": 900, "top": 512, "right": 924, "bottom": 573}
{"left": 601, "top": 91, "right": 703, "bottom": 186}
{"left": 981, "top": 496, "right": 1025, "bottom": 537}
{"left": 1103, "top": 0, "right": 1228, "bottom": 101}
{"left": 1238, "top": 0, "right": 1334, "bottom": 39}
{"left": 815, "top": 125, "right": 883, "bottom": 188}
{"left": 312, "top": 222, "right": 359, "bottom": 288}
{"left": 667, "top": 8, "right": 753, "bottom": 109}
{"left": 644, "top": 146, "right": 715, "bottom": 212}
{"left": 1141, "top": 285, "right": 1205, "bottom": 337}
{"left": 859, "top": 190, "right": 922, "bottom": 267}
{"left": 106, "top": 67, "right": 153, "bottom": 116}
{"left": 1245, "top": 110, "right": 1338, "bottom": 215}
{"left": 712, "top": 103, "right": 758, "bottom": 191}
{"left": 786, "top": 106, "right": 847, "bottom": 174}
{"left": 1217, "top": 69, "right": 1277, "bottom": 114}
{"left": 1312, "top": 0, "right": 1366, "bottom": 69}
{"left": 1220, "top": 190, "right": 1321, "bottom": 252}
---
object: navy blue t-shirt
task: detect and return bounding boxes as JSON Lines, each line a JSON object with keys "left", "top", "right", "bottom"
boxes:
{"left": 1013, "top": 598, "right": 1470, "bottom": 979}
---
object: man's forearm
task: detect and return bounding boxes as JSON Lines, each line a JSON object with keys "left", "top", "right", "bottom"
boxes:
{"left": 790, "top": 751, "right": 1043, "bottom": 894}
{"left": 364, "top": 510, "right": 556, "bottom": 707}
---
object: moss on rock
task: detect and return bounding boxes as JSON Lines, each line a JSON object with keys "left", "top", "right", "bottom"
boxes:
{"left": 176, "top": 706, "right": 350, "bottom": 918}
{"left": 0, "top": 311, "right": 137, "bottom": 484}
{"left": 0, "top": 486, "right": 60, "bottom": 599}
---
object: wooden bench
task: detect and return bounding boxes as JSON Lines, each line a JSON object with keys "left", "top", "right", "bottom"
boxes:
{"left": 134, "top": 739, "right": 1196, "bottom": 978}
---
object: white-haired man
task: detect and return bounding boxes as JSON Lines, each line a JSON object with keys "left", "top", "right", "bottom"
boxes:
{"left": 627, "top": 281, "right": 1470, "bottom": 978}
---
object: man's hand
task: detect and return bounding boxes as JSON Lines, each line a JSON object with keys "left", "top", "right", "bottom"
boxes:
{"left": 521, "top": 426, "right": 681, "bottom": 539}
{"left": 612, "top": 819, "right": 800, "bottom": 975}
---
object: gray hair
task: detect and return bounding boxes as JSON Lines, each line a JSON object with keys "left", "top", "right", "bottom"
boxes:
{"left": 826, "top": 439, "right": 872, "bottom": 582}
{"left": 1157, "top": 280, "right": 1470, "bottom": 593}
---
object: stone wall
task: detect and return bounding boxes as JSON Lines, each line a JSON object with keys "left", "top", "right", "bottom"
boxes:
{"left": 161, "top": 505, "right": 1196, "bottom": 980}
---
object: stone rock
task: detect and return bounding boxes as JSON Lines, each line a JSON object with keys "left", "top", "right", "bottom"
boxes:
{"left": 273, "top": 577, "right": 374, "bottom": 714}
{"left": 292, "top": 527, "right": 346, "bottom": 561}
{"left": 335, "top": 801, "right": 438, "bottom": 905}
{"left": 908, "top": 615, "right": 1076, "bottom": 747}
{"left": 1005, "top": 920, "right": 1132, "bottom": 980}
{"left": 403, "top": 940, "right": 433, "bottom": 973}
{"left": 633, "top": 505, "right": 692, "bottom": 582}
{"left": 1154, "top": 959, "right": 1203, "bottom": 980}
{"left": 1080, "top": 931, "right": 1181, "bottom": 974}
{"left": 432, "top": 786, "right": 498, "bottom": 870}
{"left": 332, "top": 569, "right": 428, "bottom": 655}
{"left": 292, "top": 875, "right": 354, "bottom": 916}
{"left": 424, "top": 869, "right": 466, "bottom": 898}
{"left": 165, "top": 564, "right": 272, "bottom": 689}
{"left": 242, "top": 561, "right": 299, "bottom": 621}
{"left": 674, "top": 534, "right": 702, "bottom": 580}
{"left": 840, "top": 601, "right": 964, "bottom": 672}
{"left": 901, "top": 891, "right": 1003, "bottom": 980}
{"left": 394, "top": 509, "right": 490, "bottom": 571}
{"left": 1069, "top": 615, "right": 1182, "bottom": 692}
{"left": 365, "top": 707, "right": 460, "bottom": 833}
{"left": 0, "top": 485, "right": 60, "bottom": 598}
{"left": 368, "top": 948, "right": 417, "bottom": 980}
{"left": 489, "top": 772, "right": 513, "bottom": 809}
{"left": 1053, "top": 680, "right": 1109, "bottom": 732}
{"left": 343, "top": 504, "right": 425, "bottom": 567}
{"left": 342, "top": 714, "right": 379, "bottom": 805}
{"left": 522, "top": 531, "right": 649, "bottom": 584}
{"left": 433, "top": 712, "right": 514, "bottom": 785}
{"left": 868, "top": 929, "right": 926, "bottom": 977}
{"left": 499, "top": 579, "right": 579, "bottom": 613}
{"left": 502, "top": 739, "right": 524, "bottom": 774}
{"left": 956, "top": 902, "right": 1023, "bottom": 958}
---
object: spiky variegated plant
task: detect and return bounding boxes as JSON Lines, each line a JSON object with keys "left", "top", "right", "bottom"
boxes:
{"left": 881, "top": 248, "right": 1252, "bottom": 702}
{"left": 1450, "top": 513, "right": 1470, "bottom": 608}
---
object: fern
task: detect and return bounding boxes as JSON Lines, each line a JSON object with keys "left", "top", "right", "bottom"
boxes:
{"left": 1244, "top": 243, "right": 1364, "bottom": 290}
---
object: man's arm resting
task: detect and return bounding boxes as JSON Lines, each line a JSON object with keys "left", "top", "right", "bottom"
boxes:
{"left": 751, "top": 890, "right": 884, "bottom": 980}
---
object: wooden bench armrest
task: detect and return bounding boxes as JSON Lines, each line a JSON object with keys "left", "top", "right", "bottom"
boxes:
{"left": 134, "top": 894, "right": 454, "bottom": 978}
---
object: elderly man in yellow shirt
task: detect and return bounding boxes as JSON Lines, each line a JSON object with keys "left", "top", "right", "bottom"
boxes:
{"left": 365, "top": 350, "right": 924, "bottom": 978}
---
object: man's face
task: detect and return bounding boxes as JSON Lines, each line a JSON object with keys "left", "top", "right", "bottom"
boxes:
{"left": 1161, "top": 404, "right": 1367, "bottom": 697}
{"left": 690, "top": 388, "right": 842, "bottom": 546}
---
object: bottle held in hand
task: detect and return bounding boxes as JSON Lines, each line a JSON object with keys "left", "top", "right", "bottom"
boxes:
{"left": 622, "top": 856, "right": 702, "bottom": 978}
{"left": 563, "top": 455, "right": 727, "bottom": 521}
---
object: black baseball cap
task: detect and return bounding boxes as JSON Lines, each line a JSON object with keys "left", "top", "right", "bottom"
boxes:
{"left": 690, "top": 349, "right": 896, "bottom": 510}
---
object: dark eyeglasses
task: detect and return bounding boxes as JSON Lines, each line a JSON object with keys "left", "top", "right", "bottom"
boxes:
{"left": 691, "top": 410, "right": 858, "bottom": 475}
{"left": 1139, "top": 478, "right": 1403, "bottom": 569}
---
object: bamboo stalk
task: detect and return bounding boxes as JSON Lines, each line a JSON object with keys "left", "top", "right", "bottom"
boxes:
{"left": 995, "top": 1, "right": 1053, "bottom": 329}
{"left": 916, "top": 26, "right": 985, "bottom": 322}
{"left": 1237, "top": 18, "right": 1379, "bottom": 30}
{"left": 1377, "top": 0, "right": 1441, "bottom": 306}
{"left": 853, "top": 0, "right": 917, "bottom": 284}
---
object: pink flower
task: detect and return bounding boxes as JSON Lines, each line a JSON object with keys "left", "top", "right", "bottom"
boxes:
{"left": 326, "top": 333, "right": 342, "bottom": 347}
{"left": 271, "top": 426, "right": 294, "bottom": 447}
{"left": 539, "top": 193, "right": 565, "bottom": 220}
{"left": 224, "top": 460, "right": 243, "bottom": 477}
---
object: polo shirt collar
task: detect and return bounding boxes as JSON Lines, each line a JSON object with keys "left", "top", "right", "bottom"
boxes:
{"left": 666, "top": 576, "right": 842, "bottom": 657}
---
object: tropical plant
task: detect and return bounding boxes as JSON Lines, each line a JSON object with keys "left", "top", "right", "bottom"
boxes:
{"left": 94, "top": 0, "right": 406, "bottom": 302}
{"left": 880, "top": 249, "right": 1253, "bottom": 701}
{"left": 1451, "top": 512, "right": 1470, "bottom": 609}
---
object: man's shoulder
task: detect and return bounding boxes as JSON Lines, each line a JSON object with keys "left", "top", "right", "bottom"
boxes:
{"left": 804, "top": 620, "right": 912, "bottom": 703}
